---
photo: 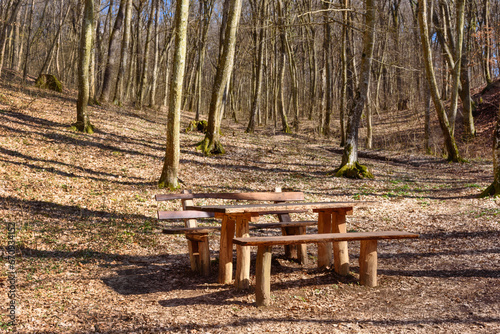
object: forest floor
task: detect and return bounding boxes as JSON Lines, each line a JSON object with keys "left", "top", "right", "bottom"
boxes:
{"left": 0, "top": 71, "right": 499, "bottom": 333}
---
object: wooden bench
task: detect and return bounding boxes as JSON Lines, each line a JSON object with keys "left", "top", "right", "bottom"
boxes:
{"left": 156, "top": 189, "right": 316, "bottom": 276}
{"left": 233, "top": 231, "right": 419, "bottom": 306}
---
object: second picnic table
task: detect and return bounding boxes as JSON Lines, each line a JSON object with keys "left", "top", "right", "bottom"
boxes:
{"left": 186, "top": 201, "right": 372, "bottom": 289}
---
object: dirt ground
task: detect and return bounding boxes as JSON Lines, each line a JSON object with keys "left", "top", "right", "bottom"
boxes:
{"left": 0, "top": 75, "right": 499, "bottom": 333}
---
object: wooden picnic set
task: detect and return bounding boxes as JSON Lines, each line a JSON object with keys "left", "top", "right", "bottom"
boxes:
{"left": 156, "top": 189, "right": 419, "bottom": 307}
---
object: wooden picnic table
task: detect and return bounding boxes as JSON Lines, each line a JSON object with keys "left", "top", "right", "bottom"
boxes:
{"left": 186, "top": 201, "right": 373, "bottom": 289}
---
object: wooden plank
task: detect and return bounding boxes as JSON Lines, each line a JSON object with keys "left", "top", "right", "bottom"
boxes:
{"left": 162, "top": 227, "right": 219, "bottom": 234}
{"left": 249, "top": 221, "right": 316, "bottom": 229}
{"left": 157, "top": 210, "right": 215, "bottom": 220}
{"left": 186, "top": 201, "right": 373, "bottom": 214}
{"left": 156, "top": 191, "right": 305, "bottom": 202}
{"left": 232, "top": 231, "right": 419, "bottom": 246}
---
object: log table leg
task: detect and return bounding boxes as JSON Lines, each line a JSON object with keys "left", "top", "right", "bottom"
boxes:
{"left": 235, "top": 214, "right": 251, "bottom": 290}
{"left": 256, "top": 245, "right": 272, "bottom": 307}
{"left": 332, "top": 211, "right": 350, "bottom": 276}
{"left": 218, "top": 215, "right": 236, "bottom": 284}
{"left": 317, "top": 211, "right": 333, "bottom": 268}
{"left": 359, "top": 239, "right": 378, "bottom": 287}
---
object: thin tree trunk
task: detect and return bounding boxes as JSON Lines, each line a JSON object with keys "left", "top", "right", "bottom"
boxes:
{"left": 100, "top": 0, "right": 126, "bottom": 102}
{"left": 38, "top": 4, "right": 71, "bottom": 78}
{"left": 199, "top": 0, "right": 243, "bottom": 155}
{"left": 246, "top": 0, "right": 267, "bottom": 133}
{"left": 149, "top": 0, "right": 159, "bottom": 108}
{"left": 418, "top": 0, "right": 461, "bottom": 162}
{"left": 137, "top": 0, "right": 155, "bottom": 109}
{"left": 158, "top": 0, "right": 190, "bottom": 189}
{"left": 0, "top": 0, "right": 22, "bottom": 78}
{"left": 74, "top": 0, "right": 94, "bottom": 134}
{"left": 336, "top": 0, "right": 376, "bottom": 178}
{"left": 113, "top": 0, "right": 132, "bottom": 105}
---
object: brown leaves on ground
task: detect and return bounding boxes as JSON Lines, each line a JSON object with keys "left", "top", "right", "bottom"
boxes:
{"left": 0, "top": 78, "right": 499, "bottom": 333}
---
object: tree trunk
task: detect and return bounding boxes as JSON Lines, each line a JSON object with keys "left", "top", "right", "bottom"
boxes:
{"left": 136, "top": 0, "right": 155, "bottom": 109}
{"left": 198, "top": 0, "right": 243, "bottom": 155}
{"left": 149, "top": 0, "right": 159, "bottom": 108}
{"left": 483, "top": 0, "right": 492, "bottom": 85}
{"left": 335, "top": 0, "right": 376, "bottom": 179}
{"left": 322, "top": 1, "right": 332, "bottom": 137}
{"left": 0, "top": 0, "right": 22, "bottom": 78}
{"left": 418, "top": 0, "right": 461, "bottom": 162}
{"left": 38, "top": 3, "right": 70, "bottom": 78}
{"left": 158, "top": 0, "right": 190, "bottom": 189}
{"left": 246, "top": 0, "right": 267, "bottom": 133}
{"left": 113, "top": 0, "right": 132, "bottom": 106}
{"left": 74, "top": 0, "right": 94, "bottom": 134}
{"left": 100, "top": 0, "right": 126, "bottom": 103}
{"left": 480, "top": 106, "right": 500, "bottom": 197}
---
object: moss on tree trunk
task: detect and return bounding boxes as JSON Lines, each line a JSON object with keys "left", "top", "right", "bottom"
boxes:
{"left": 333, "top": 162, "right": 373, "bottom": 179}
{"left": 197, "top": 137, "right": 225, "bottom": 156}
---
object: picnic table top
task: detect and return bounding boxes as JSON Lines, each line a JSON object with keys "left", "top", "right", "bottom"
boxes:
{"left": 185, "top": 201, "right": 374, "bottom": 214}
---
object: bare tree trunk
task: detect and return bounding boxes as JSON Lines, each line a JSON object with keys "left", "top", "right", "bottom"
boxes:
{"left": 158, "top": 0, "right": 190, "bottom": 189}
{"left": 74, "top": 0, "right": 94, "bottom": 134}
{"left": 480, "top": 105, "right": 500, "bottom": 197}
{"left": 100, "top": 0, "right": 126, "bottom": 102}
{"left": 113, "top": 0, "right": 132, "bottom": 105}
{"left": 38, "top": 4, "right": 71, "bottom": 78}
{"left": 335, "top": 0, "right": 376, "bottom": 178}
{"left": 0, "top": 0, "right": 22, "bottom": 78}
{"left": 137, "top": 0, "right": 155, "bottom": 109}
{"left": 198, "top": 0, "right": 243, "bottom": 155}
{"left": 483, "top": 0, "right": 492, "bottom": 85}
{"left": 246, "top": 0, "right": 267, "bottom": 133}
{"left": 418, "top": 0, "right": 461, "bottom": 162}
{"left": 322, "top": 0, "right": 331, "bottom": 137}
{"left": 149, "top": 0, "right": 159, "bottom": 108}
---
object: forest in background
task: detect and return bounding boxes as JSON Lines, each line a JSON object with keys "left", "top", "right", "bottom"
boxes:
{"left": 1, "top": 0, "right": 498, "bottom": 128}
{"left": 1, "top": 0, "right": 500, "bottom": 190}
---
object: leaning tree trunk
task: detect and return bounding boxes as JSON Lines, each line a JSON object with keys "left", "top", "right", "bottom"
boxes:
{"left": 198, "top": 0, "right": 243, "bottom": 155}
{"left": 74, "top": 0, "right": 94, "bottom": 134}
{"left": 480, "top": 106, "right": 500, "bottom": 197}
{"left": 418, "top": 0, "right": 461, "bottom": 162}
{"left": 158, "top": 0, "right": 190, "bottom": 189}
{"left": 335, "top": 0, "right": 376, "bottom": 179}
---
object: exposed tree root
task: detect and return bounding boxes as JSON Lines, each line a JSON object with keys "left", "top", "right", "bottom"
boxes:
{"left": 479, "top": 183, "right": 500, "bottom": 198}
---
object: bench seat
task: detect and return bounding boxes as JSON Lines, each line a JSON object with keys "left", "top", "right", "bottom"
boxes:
{"left": 233, "top": 231, "right": 419, "bottom": 306}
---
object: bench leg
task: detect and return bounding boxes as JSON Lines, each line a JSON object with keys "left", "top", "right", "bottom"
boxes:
{"left": 332, "top": 212, "right": 350, "bottom": 276}
{"left": 317, "top": 212, "right": 333, "bottom": 268}
{"left": 235, "top": 215, "right": 251, "bottom": 290}
{"left": 219, "top": 216, "right": 236, "bottom": 284}
{"left": 256, "top": 245, "right": 272, "bottom": 307}
{"left": 186, "top": 233, "right": 210, "bottom": 276}
{"left": 199, "top": 235, "right": 211, "bottom": 276}
{"left": 359, "top": 240, "right": 378, "bottom": 287}
{"left": 186, "top": 239, "right": 199, "bottom": 272}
